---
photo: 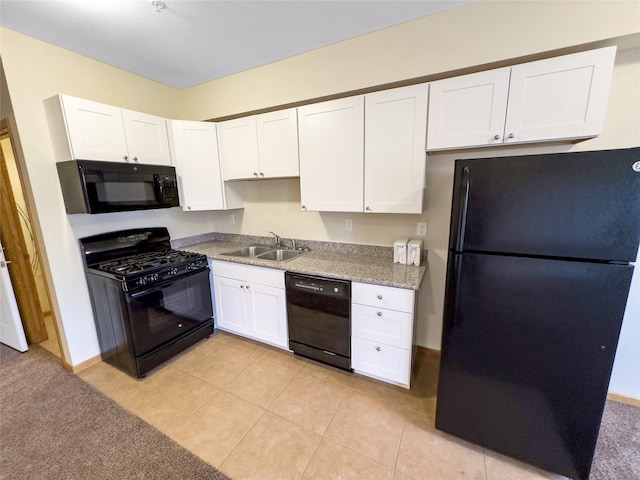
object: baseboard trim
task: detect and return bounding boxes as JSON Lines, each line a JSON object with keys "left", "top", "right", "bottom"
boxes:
{"left": 607, "top": 393, "right": 640, "bottom": 408}
{"left": 63, "top": 354, "right": 102, "bottom": 373}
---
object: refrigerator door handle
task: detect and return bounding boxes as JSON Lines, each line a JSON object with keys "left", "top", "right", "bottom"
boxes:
{"left": 454, "top": 166, "right": 471, "bottom": 252}
{"left": 445, "top": 254, "right": 464, "bottom": 329}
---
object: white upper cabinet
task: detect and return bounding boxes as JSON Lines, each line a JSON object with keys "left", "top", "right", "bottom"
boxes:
{"left": 121, "top": 109, "right": 172, "bottom": 165}
{"left": 169, "top": 120, "right": 244, "bottom": 211}
{"left": 298, "top": 96, "right": 365, "bottom": 212}
{"left": 364, "top": 84, "right": 428, "bottom": 214}
{"left": 427, "top": 46, "right": 617, "bottom": 150}
{"left": 219, "top": 108, "right": 299, "bottom": 180}
{"left": 298, "top": 86, "right": 428, "bottom": 214}
{"left": 504, "top": 47, "right": 616, "bottom": 143}
{"left": 218, "top": 116, "right": 259, "bottom": 179}
{"left": 427, "top": 68, "right": 511, "bottom": 150}
{"left": 256, "top": 109, "right": 299, "bottom": 178}
{"left": 47, "top": 94, "right": 172, "bottom": 164}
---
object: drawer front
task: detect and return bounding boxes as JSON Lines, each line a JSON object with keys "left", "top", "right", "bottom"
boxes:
{"left": 352, "top": 304, "right": 412, "bottom": 349}
{"left": 211, "top": 260, "right": 284, "bottom": 288}
{"left": 351, "top": 336, "right": 410, "bottom": 386}
{"left": 352, "top": 282, "right": 414, "bottom": 313}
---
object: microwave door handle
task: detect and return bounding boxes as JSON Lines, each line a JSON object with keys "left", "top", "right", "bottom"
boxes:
{"left": 154, "top": 174, "right": 163, "bottom": 202}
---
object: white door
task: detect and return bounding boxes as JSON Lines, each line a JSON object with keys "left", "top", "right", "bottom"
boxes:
{"left": 122, "top": 110, "right": 172, "bottom": 165}
{"left": 61, "top": 94, "right": 129, "bottom": 162}
{"left": 218, "top": 116, "right": 260, "bottom": 180}
{"left": 504, "top": 46, "right": 616, "bottom": 144}
{"left": 298, "top": 96, "right": 365, "bottom": 212}
{"left": 0, "top": 242, "right": 28, "bottom": 352}
{"left": 170, "top": 120, "right": 225, "bottom": 211}
{"left": 364, "top": 84, "right": 428, "bottom": 214}
{"left": 213, "top": 275, "right": 249, "bottom": 335}
{"left": 256, "top": 108, "right": 300, "bottom": 178}
{"left": 426, "top": 68, "right": 511, "bottom": 150}
{"left": 248, "top": 283, "right": 288, "bottom": 349}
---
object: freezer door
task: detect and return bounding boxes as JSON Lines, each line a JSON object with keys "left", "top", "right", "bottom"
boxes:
{"left": 449, "top": 147, "right": 640, "bottom": 262}
{"left": 436, "top": 252, "right": 633, "bottom": 480}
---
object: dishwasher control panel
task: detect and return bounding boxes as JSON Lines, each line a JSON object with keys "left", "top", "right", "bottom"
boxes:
{"left": 288, "top": 275, "right": 349, "bottom": 298}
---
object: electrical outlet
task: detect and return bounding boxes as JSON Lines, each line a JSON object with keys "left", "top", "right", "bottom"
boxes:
{"left": 417, "top": 222, "right": 427, "bottom": 237}
{"left": 345, "top": 219, "right": 353, "bottom": 231}
{"left": 229, "top": 214, "right": 235, "bottom": 225}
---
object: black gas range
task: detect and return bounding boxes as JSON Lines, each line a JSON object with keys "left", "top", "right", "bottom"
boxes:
{"left": 91, "top": 248, "right": 208, "bottom": 291}
{"left": 80, "top": 228, "right": 214, "bottom": 378}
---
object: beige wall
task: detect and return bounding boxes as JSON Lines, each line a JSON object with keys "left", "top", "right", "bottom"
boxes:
{"left": 0, "top": 28, "right": 219, "bottom": 364}
{"left": 1, "top": 0, "right": 639, "bottom": 395}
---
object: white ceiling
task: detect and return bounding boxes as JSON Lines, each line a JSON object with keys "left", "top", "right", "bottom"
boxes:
{"left": 0, "top": 0, "right": 472, "bottom": 89}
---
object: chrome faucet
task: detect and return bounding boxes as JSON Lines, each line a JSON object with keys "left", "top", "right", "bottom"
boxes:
{"left": 289, "top": 238, "right": 297, "bottom": 250}
{"left": 269, "top": 231, "right": 281, "bottom": 246}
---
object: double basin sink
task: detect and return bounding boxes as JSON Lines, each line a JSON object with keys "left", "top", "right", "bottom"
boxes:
{"left": 221, "top": 245, "right": 303, "bottom": 262}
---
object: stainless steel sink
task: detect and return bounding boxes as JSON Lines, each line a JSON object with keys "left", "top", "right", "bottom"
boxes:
{"left": 221, "top": 245, "right": 273, "bottom": 258}
{"left": 257, "top": 249, "right": 303, "bottom": 262}
{"left": 221, "top": 245, "right": 304, "bottom": 262}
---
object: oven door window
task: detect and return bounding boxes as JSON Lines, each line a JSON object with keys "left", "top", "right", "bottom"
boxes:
{"left": 125, "top": 269, "right": 213, "bottom": 355}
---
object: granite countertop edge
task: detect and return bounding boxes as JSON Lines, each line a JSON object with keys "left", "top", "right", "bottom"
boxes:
{"left": 176, "top": 237, "right": 427, "bottom": 291}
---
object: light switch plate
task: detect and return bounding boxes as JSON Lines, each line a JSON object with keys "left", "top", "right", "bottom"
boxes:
{"left": 416, "top": 222, "right": 427, "bottom": 237}
{"left": 345, "top": 219, "right": 353, "bottom": 231}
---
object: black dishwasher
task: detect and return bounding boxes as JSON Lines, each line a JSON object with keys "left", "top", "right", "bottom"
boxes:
{"left": 285, "top": 272, "right": 351, "bottom": 371}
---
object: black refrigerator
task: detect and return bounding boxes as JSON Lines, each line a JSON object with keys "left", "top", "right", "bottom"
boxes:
{"left": 435, "top": 147, "right": 640, "bottom": 480}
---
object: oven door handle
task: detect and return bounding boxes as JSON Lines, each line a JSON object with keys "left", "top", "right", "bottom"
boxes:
{"left": 128, "top": 268, "right": 208, "bottom": 299}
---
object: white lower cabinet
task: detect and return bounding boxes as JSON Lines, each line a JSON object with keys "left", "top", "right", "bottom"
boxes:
{"left": 211, "top": 260, "right": 288, "bottom": 349}
{"left": 351, "top": 282, "right": 416, "bottom": 388}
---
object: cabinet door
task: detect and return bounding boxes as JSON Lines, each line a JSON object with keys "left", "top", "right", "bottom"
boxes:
{"left": 121, "top": 110, "right": 172, "bottom": 165}
{"left": 170, "top": 120, "right": 225, "bottom": 211}
{"left": 351, "top": 336, "right": 411, "bottom": 387}
{"left": 256, "top": 108, "right": 300, "bottom": 178}
{"left": 365, "top": 84, "right": 428, "bottom": 213}
{"left": 504, "top": 46, "right": 616, "bottom": 144}
{"left": 60, "top": 95, "right": 128, "bottom": 162}
{"left": 213, "top": 275, "right": 249, "bottom": 335}
{"left": 427, "top": 68, "right": 511, "bottom": 150}
{"left": 298, "top": 96, "right": 364, "bottom": 212}
{"left": 248, "top": 283, "right": 288, "bottom": 349}
{"left": 218, "top": 116, "right": 260, "bottom": 180}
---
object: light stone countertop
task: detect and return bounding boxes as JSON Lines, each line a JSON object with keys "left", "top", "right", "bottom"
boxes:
{"left": 179, "top": 239, "right": 427, "bottom": 290}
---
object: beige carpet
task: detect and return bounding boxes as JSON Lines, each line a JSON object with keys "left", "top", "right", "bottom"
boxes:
{"left": 591, "top": 398, "right": 640, "bottom": 479}
{"left": 0, "top": 344, "right": 230, "bottom": 480}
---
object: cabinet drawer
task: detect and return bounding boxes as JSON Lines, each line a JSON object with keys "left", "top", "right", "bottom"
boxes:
{"left": 351, "top": 336, "right": 410, "bottom": 387}
{"left": 352, "top": 282, "right": 414, "bottom": 313}
{"left": 211, "top": 260, "right": 284, "bottom": 288}
{"left": 352, "top": 304, "right": 412, "bottom": 349}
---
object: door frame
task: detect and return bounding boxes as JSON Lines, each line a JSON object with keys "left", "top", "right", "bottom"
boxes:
{"left": 0, "top": 118, "right": 64, "bottom": 361}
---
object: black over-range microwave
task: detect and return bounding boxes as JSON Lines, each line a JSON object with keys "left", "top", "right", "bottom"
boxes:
{"left": 56, "top": 160, "right": 179, "bottom": 214}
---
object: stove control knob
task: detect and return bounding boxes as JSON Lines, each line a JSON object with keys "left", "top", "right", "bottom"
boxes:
{"left": 169, "top": 268, "right": 178, "bottom": 275}
{"left": 137, "top": 277, "right": 147, "bottom": 286}
{"left": 151, "top": 274, "right": 158, "bottom": 283}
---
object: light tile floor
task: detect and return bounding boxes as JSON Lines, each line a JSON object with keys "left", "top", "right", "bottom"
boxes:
{"left": 78, "top": 331, "right": 566, "bottom": 480}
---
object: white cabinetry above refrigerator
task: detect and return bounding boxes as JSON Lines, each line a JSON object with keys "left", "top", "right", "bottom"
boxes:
{"left": 427, "top": 46, "right": 617, "bottom": 150}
